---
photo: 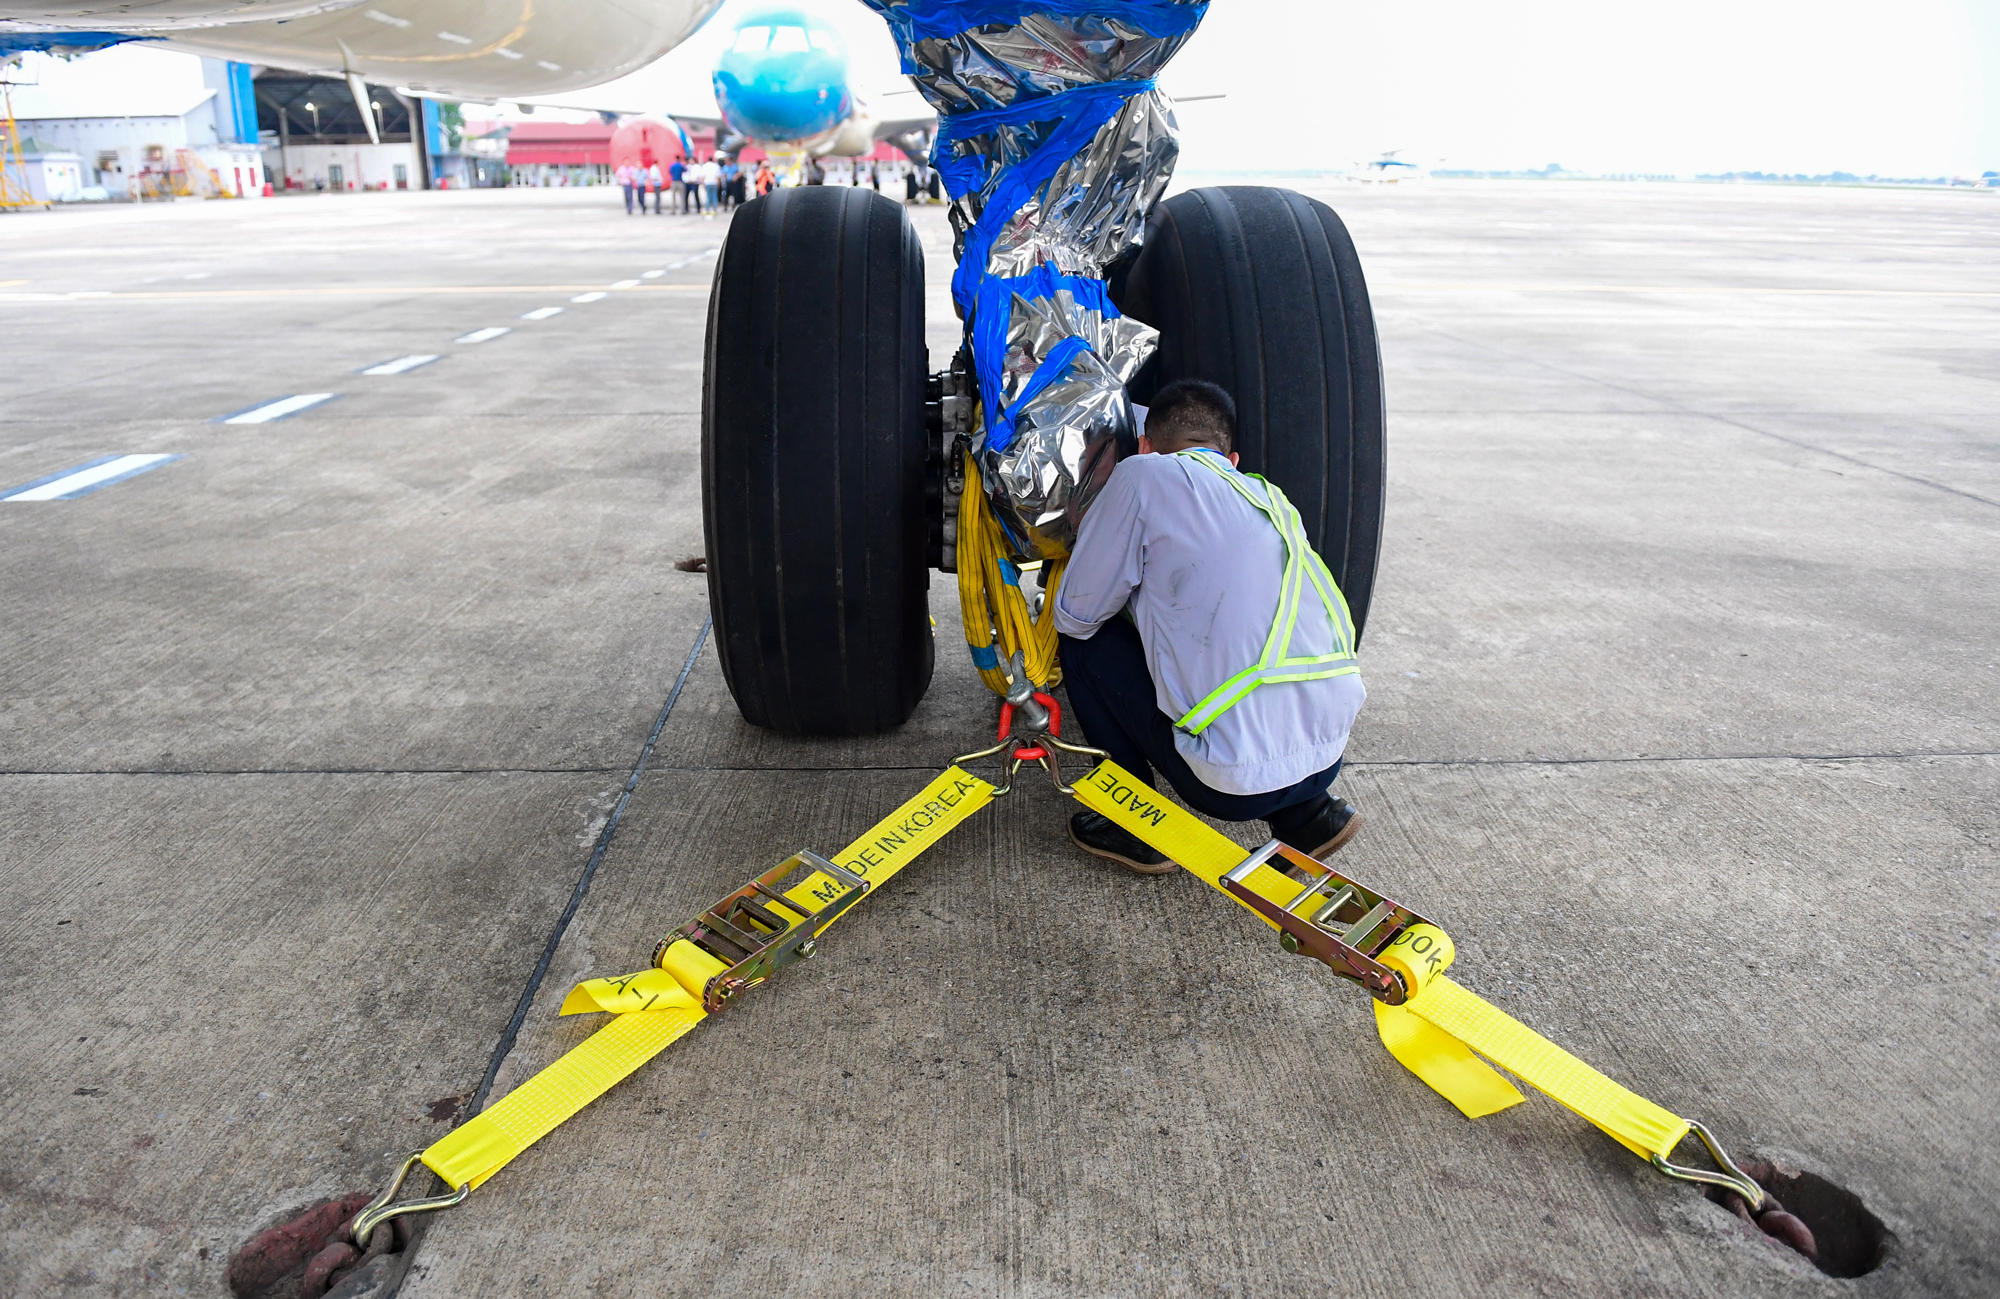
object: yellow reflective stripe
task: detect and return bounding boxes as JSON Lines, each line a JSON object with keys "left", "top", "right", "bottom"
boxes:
{"left": 1179, "top": 657, "right": 1360, "bottom": 736}
{"left": 421, "top": 766, "right": 996, "bottom": 1192}
{"left": 1176, "top": 477, "right": 1305, "bottom": 733}
{"left": 1073, "top": 759, "right": 1692, "bottom": 1162}
{"left": 1171, "top": 452, "right": 1354, "bottom": 735}
{"left": 1272, "top": 483, "right": 1356, "bottom": 656}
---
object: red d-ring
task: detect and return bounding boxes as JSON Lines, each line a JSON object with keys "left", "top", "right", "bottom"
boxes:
{"left": 1033, "top": 691, "right": 1062, "bottom": 736}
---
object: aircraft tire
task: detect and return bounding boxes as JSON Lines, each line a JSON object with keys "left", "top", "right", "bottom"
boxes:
{"left": 1115, "top": 186, "right": 1387, "bottom": 642}
{"left": 703, "top": 186, "right": 933, "bottom": 735}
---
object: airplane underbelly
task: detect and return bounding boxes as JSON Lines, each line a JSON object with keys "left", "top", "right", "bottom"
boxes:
{"left": 78, "top": 0, "right": 721, "bottom": 98}
{"left": 0, "top": 0, "right": 370, "bottom": 32}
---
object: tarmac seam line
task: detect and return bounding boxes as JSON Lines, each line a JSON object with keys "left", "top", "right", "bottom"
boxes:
{"left": 1, "top": 751, "right": 1993, "bottom": 780}
{"left": 372, "top": 619, "right": 714, "bottom": 1296}
{"left": 1344, "top": 749, "right": 2000, "bottom": 767}
{"left": 615, "top": 750, "right": 1999, "bottom": 773}
{"left": 465, "top": 613, "right": 714, "bottom": 1116}
{"left": 0, "top": 767, "right": 630, "bottom": 776}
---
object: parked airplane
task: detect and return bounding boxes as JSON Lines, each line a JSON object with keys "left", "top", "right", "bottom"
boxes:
{"left": 0, "top": 0, "right": 726, "bottom": 142}
{"left": 687, "top": 3, "right": 934, "bottom": 164}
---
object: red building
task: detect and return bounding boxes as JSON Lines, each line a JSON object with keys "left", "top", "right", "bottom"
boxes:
{"left": 501, "top": 121, "right": 614, "bottom": 169}
{"left": 474, "top": 117, "right": 911, "bottom": 185}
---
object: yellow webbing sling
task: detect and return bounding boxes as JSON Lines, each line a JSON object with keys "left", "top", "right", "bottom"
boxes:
{"left": 1072, "top": 760, "right": 1692, "bottom": 1163}
{"left": 421, "top": 766, "right": 996, "bottom": 1192}
{"left": 413, "top": 756, "right": 1686, "bottom": 1205}
{"left": 957, "top": 446, "right": 1066, "bottom": 695}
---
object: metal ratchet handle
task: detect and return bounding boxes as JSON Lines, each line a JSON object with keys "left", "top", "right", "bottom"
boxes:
{"left": 1222, "top": 841, "right": 1430, "bottom": 1004}
{"left": 665, "top": 850, "right": 871, "bottom": 1012}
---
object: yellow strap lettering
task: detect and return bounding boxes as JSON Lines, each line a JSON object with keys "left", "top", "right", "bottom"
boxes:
{"left": 421, "top": 766, "right": 996, "bottom": 1191}
{"left": 1073, "top": 760, "right": 1691, "bottom": 1161}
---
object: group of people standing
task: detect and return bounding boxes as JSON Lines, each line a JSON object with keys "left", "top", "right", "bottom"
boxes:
{"left": 616, "top": 155, "right": 775, "bottom": 216}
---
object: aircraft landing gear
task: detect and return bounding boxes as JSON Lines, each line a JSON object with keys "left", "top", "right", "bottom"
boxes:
{"left": 702, "top": 187, "right": 933, "bottom": 737}
{"left": 701, "top": 185, "right": 1387, "bottom": 736}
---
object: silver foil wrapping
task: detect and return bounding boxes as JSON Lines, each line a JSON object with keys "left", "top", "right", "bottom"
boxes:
{"left": 866, "top": 2, "right": 1204, "bottom": 560}
{"left": 906, "top": 13, "right": 1199, "bottom": 114}
{"left": 987, "top": 280, "right": 1157, "bottom": 559}
{"left": 958, "top": 88, "right": 1179, "bottom": 283}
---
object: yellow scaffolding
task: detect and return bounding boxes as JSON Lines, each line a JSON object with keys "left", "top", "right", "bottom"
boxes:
{"left": 1, "top": 83, "right": 46, "bottom": 210}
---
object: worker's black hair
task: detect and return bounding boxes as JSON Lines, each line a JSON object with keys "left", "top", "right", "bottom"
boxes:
{"left": 1145, "top": 378, "right": 1236, "bottom": 454}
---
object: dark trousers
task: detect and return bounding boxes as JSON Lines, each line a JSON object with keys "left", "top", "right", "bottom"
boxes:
{"left": 1059, "top": 616, "right": 1339, "bottom": 839}
{"left": 622, "top": 183, "right": 635, "bottom": 213}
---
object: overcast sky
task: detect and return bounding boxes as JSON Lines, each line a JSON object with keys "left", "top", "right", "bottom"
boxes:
{"left": 555, "top": 0, "right": 1996, "bottom": 177}
{"left": 19, "top": 0, "right": 1999, "bottom": 177}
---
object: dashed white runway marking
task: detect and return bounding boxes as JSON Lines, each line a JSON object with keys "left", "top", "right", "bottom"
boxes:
{"left": 521, "top": 306, "right": 565, "bottom": 319}
{"left": 456, "top": 326, "right": 512, "bottom": 343}
{"left": 358, "top": 354, "right": 442, "bottom": 375}
{"left": 219, "top": 393, "right": 338, "bottom": 424}
{"left": 569, "top": 292, "right": 607, "bottom": 304}
{"left": 610, "top": 279, "right": 641, "bottom": 289}
{"left": 3, "top": 453, "right": 182, "bottom": 501}
{"left": 640, "top": 270, "right": 665, "bottom": 279}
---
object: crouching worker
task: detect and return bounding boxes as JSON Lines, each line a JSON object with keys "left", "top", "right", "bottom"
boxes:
{"left": 1053, "top": 379, "right": 1366, "bottom": 874}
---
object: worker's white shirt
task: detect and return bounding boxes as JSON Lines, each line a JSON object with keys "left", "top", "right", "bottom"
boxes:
{"left": 700, "top": 161, "right": 721, "bottom": 183}
{"left": 1053, "top": 448, "right": 1366, "bottom": 795}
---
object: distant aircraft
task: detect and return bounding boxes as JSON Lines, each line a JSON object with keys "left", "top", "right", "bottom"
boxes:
{"left": 1349, "top": 150, "right": 1429, "bottom": 183}
{"left": 0, "top": 0, "right": 725, "bottom": 143}
{"left": 681, "top": 3, "right": 935, "bottom": 164}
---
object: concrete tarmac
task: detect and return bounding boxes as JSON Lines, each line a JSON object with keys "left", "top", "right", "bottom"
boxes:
{"left": 1, "top": 179, "right": 1994, "bottom": 1298}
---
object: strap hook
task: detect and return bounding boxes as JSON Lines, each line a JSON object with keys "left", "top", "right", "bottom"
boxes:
{"left": 349, "top": 1151, "right": 470, "bottom": 1249}
{"left": 1649, "top": 1120, "right": 1769, "bottom": 1211}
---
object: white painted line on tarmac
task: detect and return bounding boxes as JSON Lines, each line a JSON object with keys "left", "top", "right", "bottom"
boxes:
{"left": 1, "top": 285, "right": 717, "bottom": 304}
{"left": 218, "top": 393, "right": 339, "bottom": 425}
{"left": 640, "top": 270, "right": 665, "bottom": 279}
{"left": 569, "top": 292, "right": 607, "bottom": 304}
{"left": 456, "top": 327, "right": 512, "bottom": 343}
{"left": 358, "top": 354, "right": 442, "bottom": 375}
{"left": 610, "top": 279, "right": 641, "bottom": 289}
{"left": 521, "top": 306, "right": 565, "bottom": 319}
{"left": 3, "top": 453, "right": 182, "bottom": 501}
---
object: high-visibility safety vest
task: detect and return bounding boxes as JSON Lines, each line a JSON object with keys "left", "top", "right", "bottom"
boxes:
{"left": 1170, "top": 449, "right": 1360, "bottom": 736}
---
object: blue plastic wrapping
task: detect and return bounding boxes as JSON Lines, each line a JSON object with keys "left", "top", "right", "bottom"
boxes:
{"left": 862, "top": 0, "right": 1209, "bottom": 559}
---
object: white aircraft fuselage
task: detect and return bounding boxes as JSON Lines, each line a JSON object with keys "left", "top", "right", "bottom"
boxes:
{"left": 1, "top": 0, "right": 723, "bottom": 99}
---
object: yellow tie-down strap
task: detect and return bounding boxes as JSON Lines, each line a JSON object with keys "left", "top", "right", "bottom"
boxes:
{"left": 1072, "top": 761, "right": 1691, "bottom": 1163}
{"left": 422, "top": 766, "right": 997, "bottom": 1191}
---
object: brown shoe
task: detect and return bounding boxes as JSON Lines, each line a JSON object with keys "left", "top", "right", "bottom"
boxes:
{"left": 1069, "top": 811, "right": 1178, "bottom": 875}
{"left": 1277, "top": 797, "right": 1363, "bottom": 862}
